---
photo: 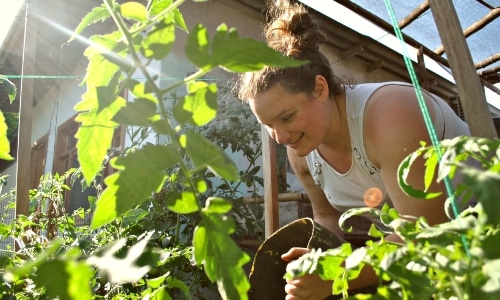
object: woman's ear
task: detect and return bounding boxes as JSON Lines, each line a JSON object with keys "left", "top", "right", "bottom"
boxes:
{"left": 313, "top": 75, "right": 329, "bottom": 100}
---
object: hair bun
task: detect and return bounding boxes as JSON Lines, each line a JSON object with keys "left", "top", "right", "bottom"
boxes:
{"left": 265, "top": 0, "right": 325, "bottom": 58}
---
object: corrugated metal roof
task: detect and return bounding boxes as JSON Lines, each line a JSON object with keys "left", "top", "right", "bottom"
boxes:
{"left": 351, "top": 0, "right": 499, "bottom": 77}
{"left": 300, "top": 0, "right": 500, "bottom": 111}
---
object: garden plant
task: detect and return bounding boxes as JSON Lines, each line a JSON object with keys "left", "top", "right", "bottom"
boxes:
{"left": 0, "top": 0, "right": 301, "bottom": 299}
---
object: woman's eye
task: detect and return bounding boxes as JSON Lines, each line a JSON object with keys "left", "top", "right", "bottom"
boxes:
{"left": 282, "top": 114, "right": 293, "bottom": 122}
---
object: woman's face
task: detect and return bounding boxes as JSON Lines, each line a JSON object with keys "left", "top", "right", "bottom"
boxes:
{"left": 248, "top": 84, "right": 331, "bottom": 157}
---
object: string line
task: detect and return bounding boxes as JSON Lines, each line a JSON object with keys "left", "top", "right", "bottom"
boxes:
{"left": 1, "top": 75, "right": 221, "bottom": 81}
{"left": 383, "top": 0, "right": 470, "bottom": 257}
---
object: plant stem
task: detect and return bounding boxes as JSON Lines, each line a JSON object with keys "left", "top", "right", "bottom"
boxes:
{"left": 448, "top": 274, "right": 465, "bottom": 300}
{"left": 104, "top": 0, "right": 202, "bottom": 214}
{"left": 131, "top": 0, "right": 187, "bottom": 35}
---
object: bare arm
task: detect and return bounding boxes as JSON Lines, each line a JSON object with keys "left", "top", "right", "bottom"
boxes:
{"left": 286, "top": 145, "right": 379, "bottom": 295}
{"left": 287, "top": 147, "right": 345, "bottom": 238}
{"left": 364, "top": 85, "right": 450, "bottom": 227}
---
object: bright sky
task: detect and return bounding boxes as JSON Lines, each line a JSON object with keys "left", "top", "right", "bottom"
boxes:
{"left": 0, "top": 2, "right": 24, "bottom": 49}
{"left": 300, "top": 0, "right": 500, "bottom": 110}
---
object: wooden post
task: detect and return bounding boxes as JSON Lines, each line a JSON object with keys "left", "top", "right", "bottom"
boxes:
{"left": 261, "top": 125, "right": 279, "bottom": 238}
{"left": 428, "top": 0, "right": 497, "bottom": 138}
{"left": 15, "top": 1, "right": 37, "bottom": 217}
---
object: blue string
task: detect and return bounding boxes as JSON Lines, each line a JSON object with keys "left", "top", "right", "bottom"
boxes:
{"left": 382, "top": 0, "right": 470, "bottom": 257}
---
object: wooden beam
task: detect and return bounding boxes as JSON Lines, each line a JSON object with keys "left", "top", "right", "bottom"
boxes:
{"left": 261, "top": 125, "right": 279, "bottom": 238}
{"left": 416, "top": 46, "right": 430, "bottom": 91}
{"left": 244, "top": 192, "right": 309, "bottom": 204}
{"left": 16, "top": 1, "right": 38, "bottom": 217}
{"left": 341, "top": 44, "right": 364, "bottom": 59}
{"left": 475, "top": 52, "right": 500, "bottom": 70}
{"left": 398, "top": 0, "right": 429, "bottom": 29}
{"left": 366, "top": 59, "right": 384, "bottom": 73}
{"left": 332, "top": 0, "right": 449, "bottom": 69}
{"left": 479, "top": 65, "right": 500, "bottom": 77}
{"left": 428, "top": 0, "right": 497, "bottom": 138}
{"left": 435, "top": 7, "right": 500, "bottom": 55}
{"left": 330, "top": 0, "right": 499, "bottom": 96}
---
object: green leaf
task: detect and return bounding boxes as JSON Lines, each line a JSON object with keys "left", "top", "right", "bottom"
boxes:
{"left": 92, "top": 144, "right": 180, "bottom": 228}
{"left": 185, "top": 23, "right": 210, "bottom": 70}
{"left": 211, "top": 24, "right": 306, "bottom": 72}
{"left": 87, "top": 232, "right": 155, "bottom": 283}
{"left": 339, "top": 207, "right": 380, "bottom": 232}
{"left": 185, "top": 23, "right": 306, "bottom": 72}
{"left": 173, "top": 81, "right": 217, "bottom": 126}
{"left": 482, "top": 258, "right": 500, "bottom": 293}
{"left": 4, "top": 239, "right": 64, "bottom": 282}
{"left": 205, "top": 197, "right": 232, "bottom": 214}
{"left": 194, "top": 178, "right": 207, "bottom": 193}
{"left": 142, "top": 14, "right": 175, "bottom": 59}
{"left": 75, "top": 95, "right": 125, "bottom": 185}
{"left": 0, "top": 75, "right": 17, "bottom": 102}
{"left": 317, "top": 246, "right": 350, "bottom": 281}
{"left": 368, "top": 223, "right": 384, "bottom": 238}
{"left": 463, "top": 167, "right": 500, "bottom": 226}
{"left": 398, "top": 150, "right": 442, "bottom": 199}
{"left": 165, "top": 276, "right": 191, "bottom": 299}
{"left": 148, "top": 0, "right": 188, "bottom": 32}
{"left": 344, "top": 247, "right": 366, "bottom": 270}
{"left": 424, "top": 151, "right": 438, "bottom": 191}
{"left": 193, "top": 207, "right": 251, "bottom": 299}
{"left": 122, "top": 208, "right": 149, "bottom": 226}
{"left": 482, "top": 229, "right": 500, "bottom": 259}
{"left": 76, "top": 31, "right": 128, "bottom": 185}
{"left": 121, "top": 2, "right": 148, "bottom": 22}
{"left": 68, "top": 4, "right": 111, "bottom": 43}
{"left": 113, "top": 81, "right": 160, "bottom": 125}
{"left": 36, "top": 260, "right": 93, "bottom": 300}
{"left": 184, "top": 130, "right": 239, "bottom": 181}
{"left": 147, "top": 273, "right": 168, "bottom": 288}
{"left": 172, "top": 7, "right": 188, "bottom": 32}
{"left": 113, "top": 98, "right": 160, "bottom": 126}
{"left": 166, "top": 191, "right": 199, "bottom": 214}
{"left": 0, "top": 111, "right": 13, "bottom": 161}
{"left": 81, "top": 32, "right": 127, "bottom": 87}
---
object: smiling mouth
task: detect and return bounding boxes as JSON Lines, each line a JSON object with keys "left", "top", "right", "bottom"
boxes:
{"left": 288, "top": 133, "right": 304, "bottom": 145}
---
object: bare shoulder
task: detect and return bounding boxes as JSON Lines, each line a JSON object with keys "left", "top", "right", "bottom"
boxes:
{"left": 363, "top": 84, "right": 434, "bottom": 167}
{"left": 362, "top": 84, "right": 449, "bottom": 225}
{"left": 364, "top": 84, "right": 435, "bottom": 126}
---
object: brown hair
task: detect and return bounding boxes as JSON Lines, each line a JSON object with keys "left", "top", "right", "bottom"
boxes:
{"left": 237, "top": 0, "right": 344, "bottom": 103}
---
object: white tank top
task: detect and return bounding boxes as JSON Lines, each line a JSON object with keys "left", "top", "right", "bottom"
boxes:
{"left": 305, "top": 82, "right": 470, "bottom": 228}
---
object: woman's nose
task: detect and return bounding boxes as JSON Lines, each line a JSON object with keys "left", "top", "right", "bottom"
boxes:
{"left": 267, "top": 126, "right": 289, "bottom": 145}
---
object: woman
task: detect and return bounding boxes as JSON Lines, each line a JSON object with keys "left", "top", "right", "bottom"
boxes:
{"left": 237, "top": 1, "right": 471, "bottom": 299}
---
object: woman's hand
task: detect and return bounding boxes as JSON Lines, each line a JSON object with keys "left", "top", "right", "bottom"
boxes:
{"left": 282, "top": 247, "right": 333, "bottom": 300}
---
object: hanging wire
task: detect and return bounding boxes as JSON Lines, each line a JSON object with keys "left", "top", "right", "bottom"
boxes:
{"left": 382, "top": 0, "right": 470, "bottom": 257}
{"left": 2, "top": 75, "right": 222, "bottom": 81}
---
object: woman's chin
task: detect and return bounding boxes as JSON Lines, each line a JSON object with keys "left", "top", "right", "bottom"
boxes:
{"left": 288, "top": 145, "right": 311, "bottom": 157}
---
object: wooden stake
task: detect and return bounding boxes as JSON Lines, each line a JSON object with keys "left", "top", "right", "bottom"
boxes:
{"left": 428, "top": 0, "right": 497, "bottom": 138}
{"left": 16, "top": 1, "right": 37, "bottom": 217}
{"left": 261, "top": 125, "right": 279, "bottom": 238}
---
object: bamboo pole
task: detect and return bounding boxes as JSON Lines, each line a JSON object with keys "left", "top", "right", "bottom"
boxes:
{"left": 428, "top": 0, "right": 497, "bottom": 138}
{"left": 261, "top": 125, "right": 279, "bottom": 238}
{"left": 398, "top": 0, "right": 429, "bottom": 29}
{"left": 475, "top": 53, "right": 500, "bottom": 70}
{"left": 243, "top": 192, "right": 309, "bottom": 204}
{"left": 435, "top": 7, "right": 500, "bottom": 55}
{"left": 16, "top": 1, "right": 37, "bottom": 217}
